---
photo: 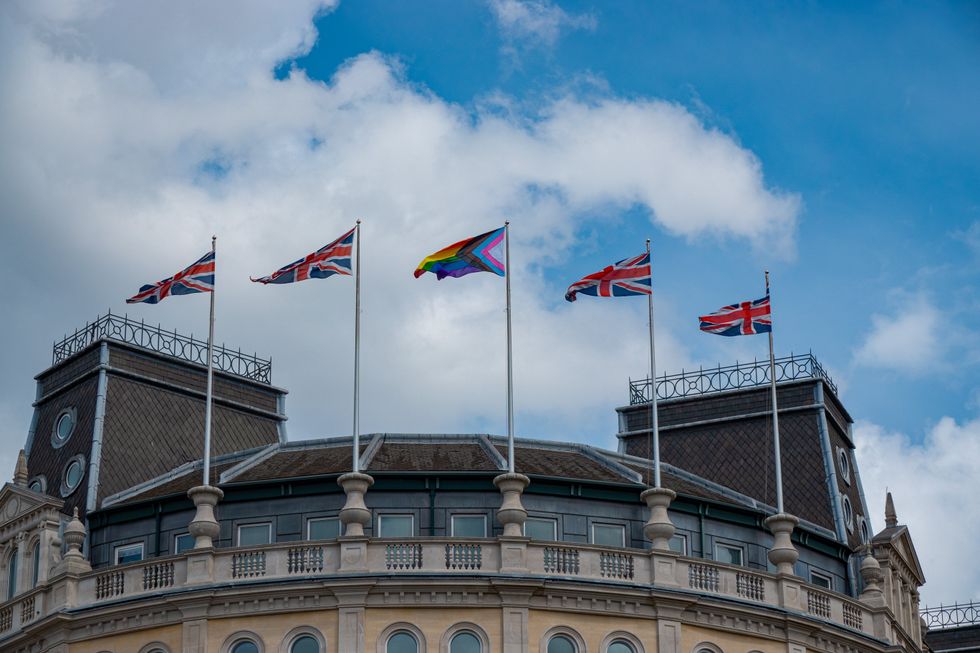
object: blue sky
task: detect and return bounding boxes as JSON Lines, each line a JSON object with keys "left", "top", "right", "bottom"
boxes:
{"left": 0, "top": 0, "right": 978, "bottom": 601}
{"left": 287, "top": 0, "right": 980, "bottom": 436}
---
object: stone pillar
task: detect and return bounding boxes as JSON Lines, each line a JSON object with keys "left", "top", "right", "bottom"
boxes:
{"left": 187, "top": 485, "right": 223, "bottom": 549}
{"left": 641, "top": 487, "right": 676, "bottom": 550}
{"left": 494, "top": 473, "right": 530, "bottom": 538}
{"left": 858, "top": 547, "right": 886, "bottom": 608}
{"left": 764, "top": 512, "right": 799, "bottom": 575}
{"left": 53, "top": 509, "right": 90, "bottom": 576}
{"left": 338, "top": 472, "right": 374, "bottom": 537}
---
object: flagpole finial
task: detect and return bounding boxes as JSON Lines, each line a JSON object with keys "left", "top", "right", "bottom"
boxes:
{"left": 356, "top": 219, "right": 361, "bottom": 225}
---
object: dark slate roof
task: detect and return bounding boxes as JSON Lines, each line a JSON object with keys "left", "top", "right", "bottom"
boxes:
{"left": 117, "top": 461, "right": 240, "bottom": 503}
{"left": 231, "top": 444, "right": 365, "bottom": 482}
{"left": 495, "top": 444, "right": 626, "bottom": 483}
{"left": 368, "top": 442, "right": 500, "bottom": 472}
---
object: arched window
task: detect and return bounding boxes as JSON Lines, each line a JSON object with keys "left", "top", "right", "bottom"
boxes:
{"left": 450, "top": 631, "right": 481, "bottom": 653}
{"left": 548, "top": 635, "right": 577, "bottom": 653}
{"left": 290, "top": 635, "right": 320, "bottom": 653}
{"left": 608, "top": 641, "right": 636, "bottom": 653}
{"left": 31, "top": 540, "right": 40, "bottom": 588}
{"left": 387, "top": 631, "right": 418, "bottom": 653}
{"left": 231, "top": 641, "right": 260, "bottom": 653}
{"left": 7, "top": 548, "right": 18, "bottom": 600}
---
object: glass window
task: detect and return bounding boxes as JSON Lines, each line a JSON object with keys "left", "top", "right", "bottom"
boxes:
{"left": 451, "top": 515, "right": 487, "bottom": 538}
{"left": 291, "top": 634, "right": 320, "bottom": 653}
{"left": 524, "top": 517, "right": 557, "bottom": 541}
{"left": 31, "top": 541, "right": 40, "bottom": 587}
{"left": 842, "top": 495, "right": 854, "bottom": 528}
{"left": 238, "top": 523, "right": 272, "bottom": 546}
{"left": 837, "top": 448, "right": 851, "bottom": 483}
{"left": 608, "top": 641, "right": 636, "bottom": 653}
{"left": 378, "top": 514, "right": 414, "bottom": 538}
{"left": 810, "top": 571, "right": 832, "bottom": 589}
{"left": 115, "top": 543, "right": 144, "bottom": 565}
{"left": 175, "top": 533, "right": 195, "bottom": 554}
{"left": 668, "top": 534, "right": 687, "bottom": 555}
{"left": 450, "top": 631, "right": 481, "bottom": 653}
{"left": 859, "top": 517, "right": 870, "bottom": 544}
{"left": 715, "top": 543, "right": 743, "bottom": 566}
{"left": 547, "top": 635, "right": 577, "bottom": 653}
{"left": 53, "top": 409, "right": 75, "bottom": 446}
{"left": 7, "top": 549, "right": 17, "bottom": 600}
{"left": 308, "top": 517, "right": 341, "bottom": 540}
{"left": 28, "top": 476, "right": 46, "bottom": 494}
{"left": 592, "top": 523, "right": 625, "bottom": 547}
{"left": 231, "top": 641, "right": 259, "bottom": 653}
{"left": 387, "top": 631, "right": 418, "bottom": 653}
{"left": 62, "top": 457, "right": 85, "bottom": 495}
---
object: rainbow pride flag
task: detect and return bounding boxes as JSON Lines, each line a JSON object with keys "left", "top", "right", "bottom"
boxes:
{"left": 414, "top": 227, "right": 506, "bottom": 280}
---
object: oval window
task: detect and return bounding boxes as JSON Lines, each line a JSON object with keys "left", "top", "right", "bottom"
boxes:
{"left": 61, "top": 455, "right": 86, "bottom": 496}
{"left": 52, "top": 408, "right": 76, "bottom": 448}
{"left": 28, "top": 475, "right": 46, "bottom": 494}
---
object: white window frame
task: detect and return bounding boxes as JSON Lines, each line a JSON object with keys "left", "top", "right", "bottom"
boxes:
{"left": 836, "top": 446, "right": 852, "bottom": 485}
{"left": 307, "top": 516, "right": 341, "bottom": 540}
{"left": 114, "top": 542, "right": 145, "bottom": 565}
{"left": 591, "top": 522, "right": 626, "bottom": 547}
{"left": 841, "top": 494, "right": 854, "bottom": 532}
{"left": 668, "top": 533, "right": 688, "bottom": 555}
{"left": 450, "top": 514, "right": 487, "bottom": 538}
{"left": 810, "top": 570, "right": 833, "bottom": 589}
{"left": 523, "top": 517, "right": 558, "bottom": 541}
{"left": 237, "top": 522, "right": 272, "bottom": 547}
{"left": 174, "top": 533, "right": 195, "bottom": 554}
{"left": 377, "top": 514, "right": 415, "bottom": 538}
{"left": 714, "top": 542, "right": 745, "bottom": 566}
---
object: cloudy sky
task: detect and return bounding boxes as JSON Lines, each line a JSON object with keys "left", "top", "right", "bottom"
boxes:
{"left": 0, "top": 1, "right": 977, "bottom": 604}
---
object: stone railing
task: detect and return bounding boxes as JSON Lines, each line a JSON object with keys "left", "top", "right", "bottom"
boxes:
{"left": 0, "top": 539, "right": 893, "bottom": 642}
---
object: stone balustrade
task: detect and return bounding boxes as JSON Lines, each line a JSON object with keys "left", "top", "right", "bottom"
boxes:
{"left": 0, "top": 538, "right": 896, "bottom": 643}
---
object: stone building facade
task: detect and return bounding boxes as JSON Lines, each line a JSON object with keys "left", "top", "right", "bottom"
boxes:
{"left": 0, "top": 315, "right": 928, "bottom": 653}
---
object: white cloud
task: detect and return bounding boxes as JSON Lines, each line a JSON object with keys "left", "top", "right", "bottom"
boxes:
{"left": 855, "top": 416, "right": 980, "bottom": 605}
{"left": 0, "top": 2, "right": 797, "bottom": 459}
{"left": 854, "top": 295, "right": 942, "bottom": 373}
{"left": 488, "top": 0, "right": 596, "bottom": 48}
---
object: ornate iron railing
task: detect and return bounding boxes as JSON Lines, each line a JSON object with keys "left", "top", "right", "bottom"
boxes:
{"left": 921, "top": 601, "right": 980, "bottom": 630}
{"left": 52, "top": 312, "right": 272, "bottom": 384}
{"left": 629, "top": 353, "right": 836, "bottom": 405}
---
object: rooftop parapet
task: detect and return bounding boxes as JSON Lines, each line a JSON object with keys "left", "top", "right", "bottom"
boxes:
{"left": 51, "top": 311, "right": 272, "bottom": 384}
{"left": 629, "top": 352, "right": 837, "bottom": 405}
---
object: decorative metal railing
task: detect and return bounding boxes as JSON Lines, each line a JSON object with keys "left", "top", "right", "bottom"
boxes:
{"left": 629, "top": 353, "right": 837, "bottom": 405}
{"left": 51, "top": 311, "right": 272, "bottom": 384}
{"left": 921, "top": 601, "right": 980, "bottom": 629}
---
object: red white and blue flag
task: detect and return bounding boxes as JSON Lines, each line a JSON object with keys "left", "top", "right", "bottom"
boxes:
{"left": 251, "top": 227, "right": 354, "bottom": 285}
{"left": 126, "top": 251, "right": 215, "bottom": 304}
{"left": 699, "top": 295, "right": 772, "bottom": 336}
{"left": 565, "top": 252, "right": 651, "bottom": 302}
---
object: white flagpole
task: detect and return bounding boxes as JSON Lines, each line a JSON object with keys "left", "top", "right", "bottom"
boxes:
{"left": 646, "top": 239, "right": 662, "bottom": 488}
{"left": 766, "top": 270, "right": 784, "bottom": 513}
{"left": 203, "top": 235, "right": 216, "bottom": 486}
{"left": 353, "top": 221, "right": 362, "bottom": 474}
{"left": 505, "top": 222, "right": 515, "bottom": 474}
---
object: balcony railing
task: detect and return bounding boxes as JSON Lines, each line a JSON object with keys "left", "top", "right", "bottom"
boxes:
{"left": 51, "top": 311, "right": 272, "bottom": 384}
{"left": 0, "top": 538, "right": 883, "bottom": 642}
{"left": 921, "top": 601, "right": 980, "bottom": 630}
{"left": 629, "top": 352, "right": 837, "bottom": 405}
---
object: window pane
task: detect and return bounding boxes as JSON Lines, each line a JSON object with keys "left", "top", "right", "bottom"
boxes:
{"left": 175, "top": 533, "right": 195, "bottom": 554}
{"left": 387, "top": 631, "right": 418, "bottom": 653}
{"left": 810, "top": 572, "right": 831, "bottom": 589}
{"left": 668, "top": 535, "right": 686, "bottom": 555}
{"left": 452, "top": 515, "right": 486, "bottom": 538}
{"left": 309, "top": 518, "right": 341, "bottom": 540}
{"left": 525, "top": 518, "right": 557, "bottom": 541}
{"left": 547, "top": 635, "right": 576, "bottom": 653}
{"left": 291, "top": 634, "right": 320, "bottom": 653}
{"left": 32, "top": 541, "right": 40, "bottom": 587}
{"left": 716, "top": 544, "right": 743, "bottom": 566}
{"left": 450, "top": 631, "right": 481, "bottom": 653}
{"left": 239, "top": 524, "right": 271, "bottom": 546}
{"left": 116, "top": 544, "right": 143, "bottom": 564}
{"left": 7, "top": 550, "right": 17, "bottom": 600}
{"left": 379, "top": 515, "right": 413, "bottom": 538}
{"left": 65, "top": 461, "right": 82, "bottom": 489}
{"left": 609, "top": 641, "right": 636, "bottom": 653}
{"left": 231, "top": 642, "right": 259, "bottom": 653}
{"left": 592, "top": 524, "right": 625, "bottom": 547}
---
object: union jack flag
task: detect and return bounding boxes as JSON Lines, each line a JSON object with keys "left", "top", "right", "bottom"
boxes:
{"left": 126, "top": 250, "right": 215, "bottom": 304}
{"left": 251, "top": 227, "right": 354, "bottom": 285}
{"left": 565, "top": 252, "right": 651, "bottom": 302}
{"left": 699, "top": 295, "right": 772, "bottom": 336}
